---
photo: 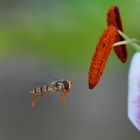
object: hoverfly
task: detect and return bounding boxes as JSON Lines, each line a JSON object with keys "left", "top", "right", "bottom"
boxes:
{"left": 30, "top": 79, "right": 72, "bottom": 108}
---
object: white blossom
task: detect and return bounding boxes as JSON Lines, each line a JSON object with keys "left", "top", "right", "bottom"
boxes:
{"left": 128, "top": 52, "right": 140, "bottom": 131}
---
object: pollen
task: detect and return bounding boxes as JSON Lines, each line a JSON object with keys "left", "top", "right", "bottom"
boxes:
{"left": 107, "top": 5, "right": 127, "bottom": 63}
{"left": 88, "top": 25, "right": 117, "bottom": 89}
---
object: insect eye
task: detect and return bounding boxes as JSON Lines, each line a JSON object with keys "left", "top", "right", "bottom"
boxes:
{"left": 63, "top": 80, "right": 69, "bottom": 89}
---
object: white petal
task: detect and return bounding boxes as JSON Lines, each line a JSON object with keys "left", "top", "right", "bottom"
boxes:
{"left": 128, "top": 52, "right": 140, "bottom": 131}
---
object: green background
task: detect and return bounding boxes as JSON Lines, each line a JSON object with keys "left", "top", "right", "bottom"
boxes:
{"left": 0, "top": 0, "right": 139, "bottom": 68}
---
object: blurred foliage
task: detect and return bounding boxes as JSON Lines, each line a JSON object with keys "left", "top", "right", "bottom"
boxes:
{"left": 0, "top": 0, "right": 140, "bottom": 68}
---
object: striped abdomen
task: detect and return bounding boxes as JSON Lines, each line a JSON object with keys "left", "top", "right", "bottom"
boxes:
{"left": 31, "top": 85, "right": 48, "bottom": 95}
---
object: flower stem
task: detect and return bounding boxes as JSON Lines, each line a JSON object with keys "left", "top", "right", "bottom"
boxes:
{"left": 113, "top": 30, "right": 140, "bottom": 52}
{"left": 113, "top": 39, "right": 138, "bottom": 47}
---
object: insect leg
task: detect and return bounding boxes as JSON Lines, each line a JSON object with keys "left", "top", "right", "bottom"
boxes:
{"left": 32, "top": 96, "right": 37, "bottom": 108}
{"left": 59, "top": 95, "right": 65, "bottom": 105}
{"left": 62, "top": 88, "right": 70, "bottom": 96}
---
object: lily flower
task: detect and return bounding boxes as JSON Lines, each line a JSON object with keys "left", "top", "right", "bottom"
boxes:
{"left": 128, "top": 52, "right": 140, "bottom": 131}
{"left": 114, "top": 30, "right": 140, "bottom": 131}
